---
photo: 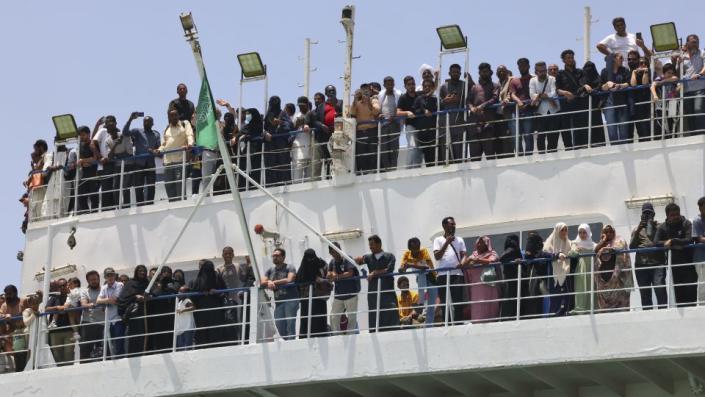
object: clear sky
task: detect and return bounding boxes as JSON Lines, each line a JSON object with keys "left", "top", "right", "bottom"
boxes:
{"left": 2, "top": 0, "right": 703, "bottom": 291}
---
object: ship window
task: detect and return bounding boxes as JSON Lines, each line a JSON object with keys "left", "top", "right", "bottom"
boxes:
{"left": 464, "top": 222, "right": 603, "bottom": 253}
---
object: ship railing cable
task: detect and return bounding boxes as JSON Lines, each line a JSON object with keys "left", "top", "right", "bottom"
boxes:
{"left": 4, "top": 244, "right": 705, "bottom": 371}
{"left": 24, "top": 86, "right": 705, "bottom": 221}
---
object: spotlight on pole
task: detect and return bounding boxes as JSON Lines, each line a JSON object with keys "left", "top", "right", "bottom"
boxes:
{"left": 650, "top": 22, "right": 679, "bottom": 52}
{"left": 237, "top": 52, "right": 266, "bottom": 79}
{"left": 436, "top": 24, "right": 467, "bottom": 50}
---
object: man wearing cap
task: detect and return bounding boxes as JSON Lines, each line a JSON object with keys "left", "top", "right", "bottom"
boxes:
{"left": 96, "top": 267, "right": 125, "bottom": 357}
{"left": 630, "top": 203, "right": 667, "bottom": 309}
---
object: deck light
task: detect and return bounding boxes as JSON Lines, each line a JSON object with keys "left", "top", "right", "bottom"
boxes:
{"left": 51, "top": 114, "right": 78, "bottom": 143}
{"left": 650, "top": 22, "right": 679, "bottom": 52}
{"left": 436, "top": 25, "right": 467, "bottom": 50}
{"left": 179, "top": 12, "right": 198, "bottom": 40}
{"left": 237, "top": 52, "right": 266, "bottom": 79}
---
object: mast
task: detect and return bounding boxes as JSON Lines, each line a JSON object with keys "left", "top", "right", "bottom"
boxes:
{"left": 340, "top": 6, "right": 355, "bottom": 118}
{"left": 584, "top": 6, "right": 592, "bottom": 63}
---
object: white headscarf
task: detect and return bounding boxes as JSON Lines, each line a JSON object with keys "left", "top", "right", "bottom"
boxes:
{"left": 544, "top": 222, "right": 571, "bottom": 285}
{"left": 572, "top": 223, "right": 596, "bottom": 251}
{"left": 418, "top": 63, "right": 434, "bottom": 78}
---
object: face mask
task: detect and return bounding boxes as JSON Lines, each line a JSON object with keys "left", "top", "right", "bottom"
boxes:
{"left": 245, "top": 114, "right": 252, "bottom": 124}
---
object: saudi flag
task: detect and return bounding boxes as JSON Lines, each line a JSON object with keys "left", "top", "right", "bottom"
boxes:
{"left": 195, "top": 73, "right": 219, "bottom": 150}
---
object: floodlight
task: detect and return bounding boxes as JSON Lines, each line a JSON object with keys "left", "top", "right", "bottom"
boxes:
{"left": 52, "top": 114, "right": 78, "bottom": 143}
{"left": 237, "top": 52, "right": 266, "bottom": 79}
{"left": 436, "top": 25, "right": 466, "bottom": 50}
{"left": 180, "top": 12, "right": 196, "bottom": 33}
{"left": 650, "top": 22, "right": 679, "bottom": 52}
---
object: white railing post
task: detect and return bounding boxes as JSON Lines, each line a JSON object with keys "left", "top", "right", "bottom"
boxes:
{"left": 587, "top": 96, "right": 593, "bottom": 148}
{"left": 248, "top": 287, "right": 258, "bottom": 345}
{"left": 444, "top": 274, "right": 451, "bottom": 326}
{"left": 307, "top": 284, "right": 313, "bottom": 338}
{"left": 72, "top": 166, "right": 80, "bottom": 216}
{"left": 260, "top": 143, "right": 266, "bottom": 186}
{"left": 514, "top": 105, "right": 520, "bottom": 156}
{"left": 30, "top": 314, "right": 41, "bottom": 370}
{"left": 376, "top": 121, "right": 382, "bottom": 173}
{"left": 240, "top": 291, "right": 248, "bottom": 345}
{"left": 589, "top": 256, "right": 595, "bottom": 314}
{"left": 172, "top": 297, "right": 179, "bottom": 352}
{"left": 661, "top": 85, "right": 667, "bottom": 139}
{"left": 462, "top": 119, "right": 468, "bottom": 160}
{"left": 102, "top": 310, "right": 109, "bottom": 361}
{"left": 434, "top": 114, "right": 440, "bottom": 166}
{"left": 118, "top": 160, "right": 125, "bottom": 208}
{"left": 375, "top": 278, "right": 381, "bottom": 333}
{"left": 245, "top": 143, "right": 251, "bottom": 190}
{"left": 445, "top": 113, "right": 451, "bottom": 165}
{"left": 516, "top": 264, "right": 522, "bottom": 321}
{"left": 667, "top": 250, "right": 674, "bottom": 308}
{"left": 180, "top": 150, "right": 187, "bottom": 200}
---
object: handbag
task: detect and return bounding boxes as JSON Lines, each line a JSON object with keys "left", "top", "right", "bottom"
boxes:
{"left": 122, "top": 301, "right": 140, "bottom": 321}
{"left": 480, "top": 266, "right": 499, "bottom": 286}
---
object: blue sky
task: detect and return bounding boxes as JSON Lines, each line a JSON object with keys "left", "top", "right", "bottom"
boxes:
{"left": 2, "top": 0, "right": 703, "bottom": 291}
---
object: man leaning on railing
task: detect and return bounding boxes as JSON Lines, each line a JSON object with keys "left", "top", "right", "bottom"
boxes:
{"left": 693, "top": 196, "right": 705, "bottom": 304}
{"left": 656, "top": 203, "right": 696, "bottom": 306}
{"left": 122, "top": 112, "right": 161, "bottom": 206}
{"left": 157, "top": 110, "right": 194, "bottom": 202}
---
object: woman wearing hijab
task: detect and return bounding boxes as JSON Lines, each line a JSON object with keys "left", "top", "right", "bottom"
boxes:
{"left": 461, "top": 236, "right": 500, "bottom": 322}
{"left": 191, "top": 259, "right": 226, "bottom": 348}
{"left": 521, "top": 232, "right": 551, "bottom": 319}
{"left": 577, "top": 61, "right": 605, "bottom": 147}
{"left": 570, "top": 224, "right": 596, "bottom": 314}
{"left": 118, "top": 265, "right": 149, "bottom": 356}
{"left": 594, "top": 225, "right": 632, "bottom": 311}
{"left": 148, "top": 266, "right": 179, "bottom": 352}
{"left": 544, "top": 223, "right": 573, "bottom": 316}
{"left": 263, "top": 96, "right": 292, "bottom": 186}
{"left": 498, "top": 235, "right": 522, "bottom": 320}
{"left": 297, "top": 249, "right": 331, "bottom": 338}
{"left": 236, "top": 108, "right": 264, "bottom": 190}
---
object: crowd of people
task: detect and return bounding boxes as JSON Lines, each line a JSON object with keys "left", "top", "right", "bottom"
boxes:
{"left": 19, "top": 17, "right": 705, "bottom": 230}
{"left": 2, "top": 196, "right": 705, "bottom": 372}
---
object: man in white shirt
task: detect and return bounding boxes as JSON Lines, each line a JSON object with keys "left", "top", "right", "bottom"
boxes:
{"left": 433, "top": 216, "right": 466, "bottom": 324}
{"left": 96, "top": 267, "right": 124, "bottom": 358}
{"left": 291, "top": 98, "right": 313, "bottom": 182}
{"left": 92, "top": 115, "right": 122, "bottom": 209}
{"left": 530, "top": 62, "right": 561, "bottom": 154}
{"left": 682, "top": 34, "right": 705, "bottom": 135}
{"left": 157, "top": 110, "right": 194, "bottom": 201}
{"left": 378, "top": 76, "right": 402, "bottom": 171}
{"left": 79, "top": 270, "right": 104, "bottom": 362}
{"left": 596, "top": 17, "right": 652, "bottom": 61}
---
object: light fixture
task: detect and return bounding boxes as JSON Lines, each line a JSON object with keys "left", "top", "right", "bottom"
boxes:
{"left": 436, "top": 25, "right": 467, "bottom": 50}
{"left": 51, "top": 114, "right": 78, "bottom": 143}
{"left": 650, "top": 22, "right": 679, "bottom": 52}
{"left": 237, "top": 52, "right": 266, "bottom": 79}
{"left": 34, "top": 264, "right": 77, "bottom": 282}
{"left": 624, "top": 194, "right": 674, "bottom": 209}
{"left": 322, "top": 228, "right": 362, "bottom": 241}
{"left": 67, "top": 226, "right": 76, "bottom": 250}
{"left": 179, "top": 12, "right": 198, "bottom": 40}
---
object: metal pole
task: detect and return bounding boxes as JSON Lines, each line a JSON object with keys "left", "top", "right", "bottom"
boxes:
{"left": 583, "top": 6, "right": 591, "bottom": 63}
{"left": 589, "top": 256, "right": 595, "bottom": 314}
{"left": 437, "top": 50, "right": 443, "bottom": 166}
{"left": 375, "top": 279, "right": 381, "bottom": 332}
{"left": 145, "top": 165, "right": 225, "bottom": 293}
{"left": 172, "top": 297, "right": 179, "bottom": 352}
{"left": 102, "top": 310, "right": 109, "bottom": 361}
{"left": 304, "top": 38, "right": 311, "bottom": 99}
{"left": 180, "top": 150, "right": 187, "bottom": 199}
{"left": 667, "top": 250, "right": 674, "bottom": 308}
{"left": 249, "top": 287, "right": 259, "bottom": 344}
{"left": 118, "top": 160, "right": 125, "bottom": 208}
{"left": 230, "top": 163, "right": 357, "bottom": 265}
{"left": 238, "top": 79, "right": 244, "bottom": 131}
{"left": 376, "top": 121, "right": 382, "bottom": 173}
{"left": 650, "top": 58, "right": 656, "bottom": 140}
{"left": 245, "top": 142, "right": 251, "bottom": 191}
{"left": 444, "top": 274, "right": 451, "bottom": 326}
{"left": 662, "top": 85, "right": 667, "bottom": 139}
{"left": 240, "top": 291, "right": 248, "bottom": 345}
{"left": 679, "top": 59, "right": 685, "bottom": 136}
{"left": 41, "top": 225, "right": 54, "bottom": 310}
{"left": 515, "top": 105, "right": 520, "bottom": 156}
{"left": 445, "top": 114, "right": 451, "bottom": 165}
{"left": 307, "top": 284, "right": 313, "bottom": 338}
{"left": 587, "top": 95, "right": 593, "bottom": 147}
{"left": 72, "top": 167, "right": 80, "bottom": 216}
{"left": 341, "top": 8, "right": 355, "bottom": 119}
{"left": 516, "top": 264, "right": 522, "bottom": 321}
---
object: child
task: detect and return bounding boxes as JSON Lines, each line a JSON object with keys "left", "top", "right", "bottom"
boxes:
{"left": 64, "top": 277, "right": 82, "bottom": 341}
{"left": 174, "top": 286, "right": 195, "bottom": 350}
{"left": 400, "top": 237, "right": 437, "bottom": 327}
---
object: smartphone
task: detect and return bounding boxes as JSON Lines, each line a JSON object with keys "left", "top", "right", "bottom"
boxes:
{"left": 136, "top": 112, "right": 145, "bottom": 117}
{"left": 636, "top": 32, "right": 643, "bottom": 41}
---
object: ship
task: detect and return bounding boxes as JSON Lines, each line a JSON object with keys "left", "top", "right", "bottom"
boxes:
{"left": 3, "top": 5, "right": 705, "bottom": 397}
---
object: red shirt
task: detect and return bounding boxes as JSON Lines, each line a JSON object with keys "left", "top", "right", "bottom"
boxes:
{"left": 324, "top": 103, "right": 336, "bottom": 130}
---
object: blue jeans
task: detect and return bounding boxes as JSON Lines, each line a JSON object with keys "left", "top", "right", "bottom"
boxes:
{"left": 603, "top": 101, "right": 631, "bottom": 144}
{"left": 176, "top": 330, "right": 194, "bottom": 350}
{"left": 416, "top": 274, "right": 439, "bottom": 326}
{"left": 274, "top": 299, "right": 299, "bottom": 340}
{"left": 109, "top": 321, "right": 125, "bottom": 358}
{"left": 509, "top": 111, "right": 534, "bottom": 154}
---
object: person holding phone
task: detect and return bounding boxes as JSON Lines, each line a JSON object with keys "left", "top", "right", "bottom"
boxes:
{"left": 629, "top": 203, "right": 666, "bottom": 309}
{"left": 596, "top": 17, "right": 652, "bottom": 62}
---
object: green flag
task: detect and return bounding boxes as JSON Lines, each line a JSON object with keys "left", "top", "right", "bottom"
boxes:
{"left": 195, "top": 73, "right": 218, "bottom": 150}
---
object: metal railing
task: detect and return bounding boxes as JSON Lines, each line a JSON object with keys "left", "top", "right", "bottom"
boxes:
{"left": 24, "top": 81, "right": 705, "bottom": 222}
{"left": 2, "top": 243, "right": 704, "bottom": 373}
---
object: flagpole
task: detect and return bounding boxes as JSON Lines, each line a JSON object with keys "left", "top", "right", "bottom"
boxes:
{"left": 180, "top": 14, "right": 262, "bottom": 283}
